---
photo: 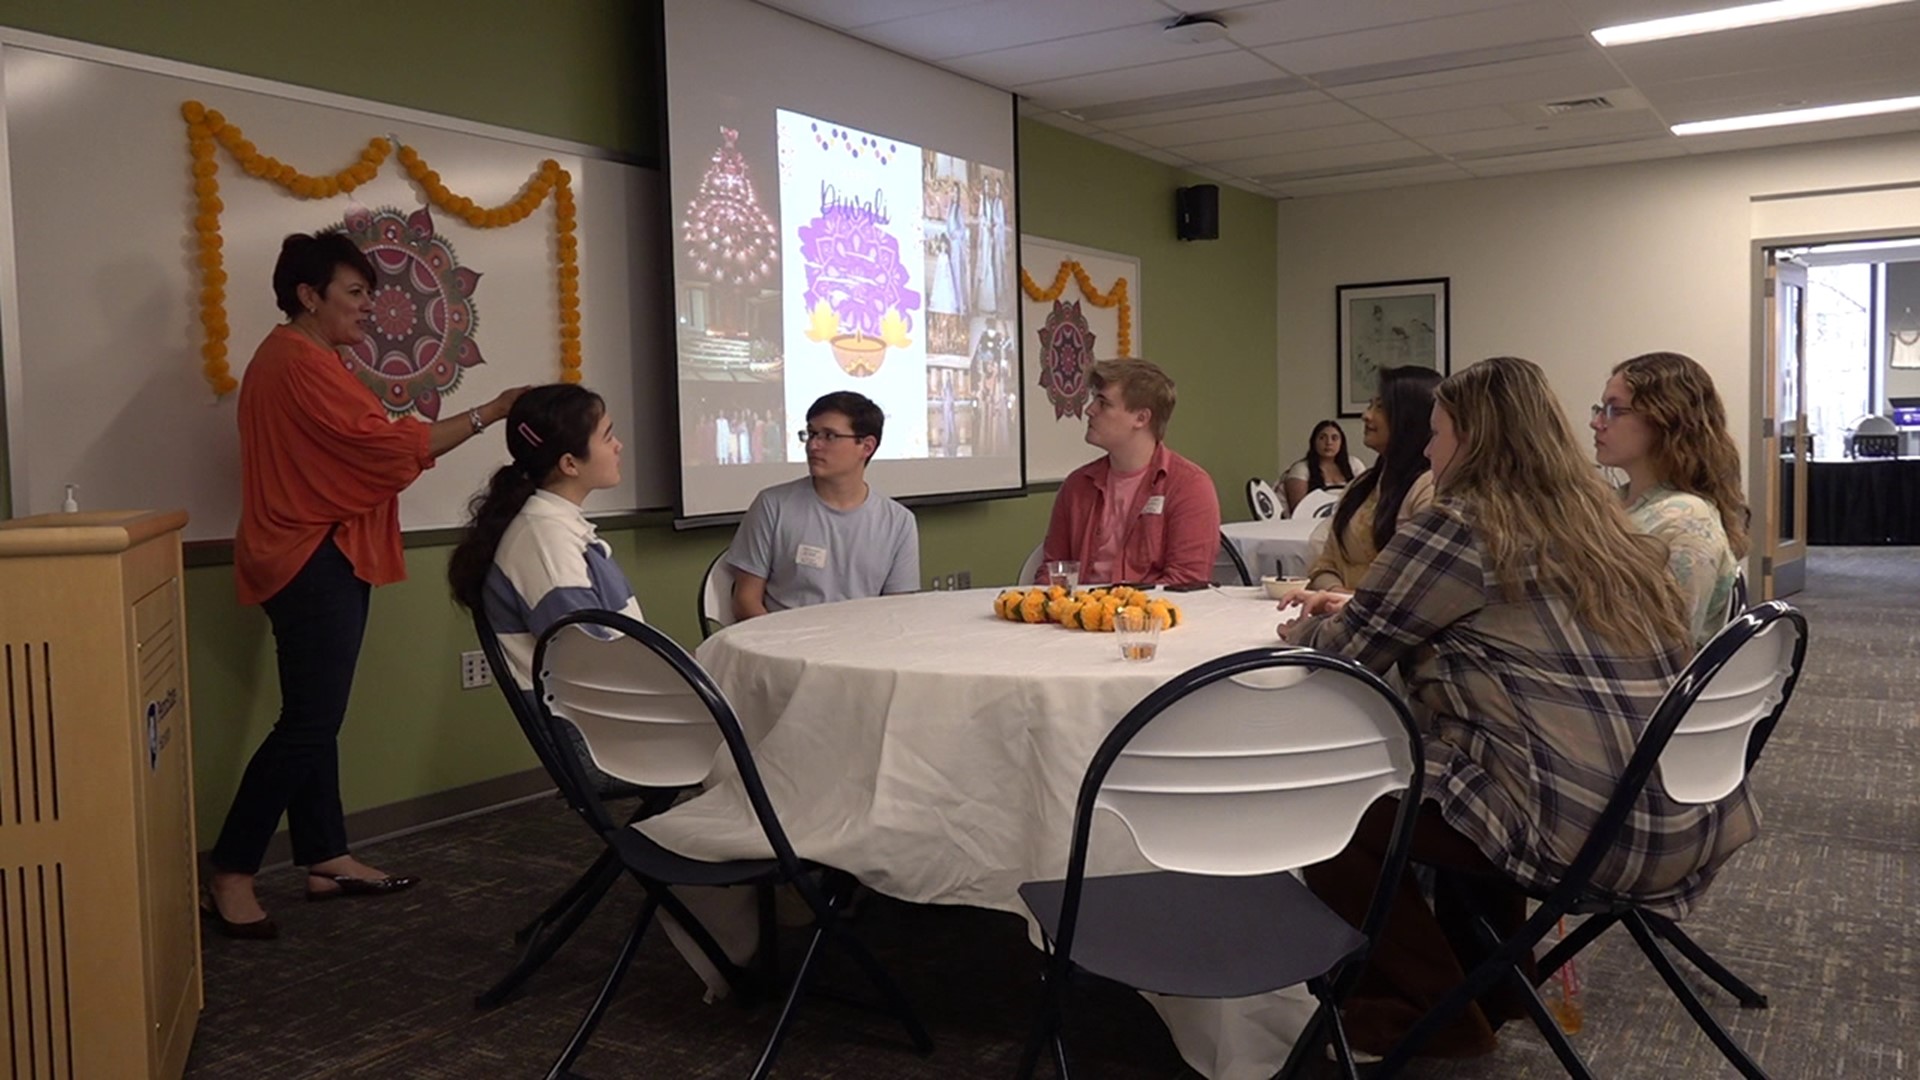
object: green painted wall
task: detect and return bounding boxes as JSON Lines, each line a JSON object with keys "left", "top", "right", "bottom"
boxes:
{"left": 0, "top": 3, "right": 1277, "bottom": 843}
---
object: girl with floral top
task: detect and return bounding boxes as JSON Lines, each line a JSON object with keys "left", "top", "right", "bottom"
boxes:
{"left": 1592, "top": 351, "right": 1749, "bottom": 646}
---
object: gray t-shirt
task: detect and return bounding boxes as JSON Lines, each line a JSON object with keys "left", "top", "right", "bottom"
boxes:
{"left": 727, "top": 477, "right": 919, "bottom": 612}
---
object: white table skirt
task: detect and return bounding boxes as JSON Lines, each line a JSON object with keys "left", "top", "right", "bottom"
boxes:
{"left": 1221, "top": 518, "right": 1323, "bottom": 579}
{"left": 641, "top": 588, "right": 1315, "bottom": 1078}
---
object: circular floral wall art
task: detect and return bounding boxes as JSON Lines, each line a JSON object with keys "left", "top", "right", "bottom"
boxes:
{"left": 332, "top": 205, "right": 483, "bottom": 419}
{"left": 1037, "top": 299, "right": 1097, "bottom": 420}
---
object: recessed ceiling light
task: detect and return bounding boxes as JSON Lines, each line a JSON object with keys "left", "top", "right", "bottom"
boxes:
{"left": 1592, "top": 0, "right": 1914, "bottom": 46}
{"left": 1671, "top": 93, "right": 1920, "bottom": 135}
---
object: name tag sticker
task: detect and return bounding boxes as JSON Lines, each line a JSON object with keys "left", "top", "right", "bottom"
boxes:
{"left": 1141, "top": 495, "right": 1166, "bottom": 515}
{"left": 796, "top": 544, "right": 828, "bottom": 568}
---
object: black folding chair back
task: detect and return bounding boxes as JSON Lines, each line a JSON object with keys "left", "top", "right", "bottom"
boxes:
{"left": 469, "top": 608, "right": 636, "bottom": 1009}
{"left": 1246, "top": 478, "right": 1280, "bottom": 521}
{"left": 1374, "top": 601, "right": 1809, "bottom": 1080}
{"left": 1017, "top": 647, "right": 1425, "bottom": 1079}
{"left": 534, "top": 610, "right": 932, "bottom": 1080}
{"left": 1212, "top": 531, "right": 1254, "bottom": 586}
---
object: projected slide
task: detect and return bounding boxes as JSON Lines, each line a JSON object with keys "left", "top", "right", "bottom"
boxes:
{"left": 671, "top": 102, "right": 1019, "bottom": 514}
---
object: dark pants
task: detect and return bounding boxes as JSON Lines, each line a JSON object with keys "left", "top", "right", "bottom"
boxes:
{"left": 1303, "top": 798, "right": 1533, "bottom": 1058}
{"left": 210, "top": 535, "right": 371, "bottom": 874}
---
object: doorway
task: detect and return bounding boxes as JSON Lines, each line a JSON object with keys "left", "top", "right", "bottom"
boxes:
{"left": 1760, "top": 235, "right": 1920, "bottom": 599}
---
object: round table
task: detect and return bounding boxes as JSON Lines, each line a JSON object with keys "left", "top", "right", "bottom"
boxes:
{"left": 640, "top": 586, "right": 1313, "bottom": 1078}
{"left": 1221, "top": 517, "right": 1323, "bottom": 579}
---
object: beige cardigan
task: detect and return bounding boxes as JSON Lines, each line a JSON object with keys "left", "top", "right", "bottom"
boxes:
{"left": 1306, "top": 472, "right": 1436, "bottom": 591}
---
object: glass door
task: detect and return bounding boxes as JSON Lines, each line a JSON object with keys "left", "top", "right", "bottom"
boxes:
{"left": 1764, "top": 255, "right": 1809, "bottom": 598}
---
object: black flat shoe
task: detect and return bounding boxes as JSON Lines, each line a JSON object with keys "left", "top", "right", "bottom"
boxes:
{"left": 200, "top": 888, "right": 279, "bottom": 940}
{"left": 306, "top": 872, "right": 421, "bottom": 902}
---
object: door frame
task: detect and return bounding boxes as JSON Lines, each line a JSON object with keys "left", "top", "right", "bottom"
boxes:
{"left": 1749, "top": 226, "right": 1920, "bottom": 595}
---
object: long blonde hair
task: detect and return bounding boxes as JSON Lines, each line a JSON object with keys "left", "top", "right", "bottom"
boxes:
{"left": 1434, "top": 357, "right": 1691, "bottom": 654}
{"left": 1613, "top": 352, "right": 1750, "bottom": 558}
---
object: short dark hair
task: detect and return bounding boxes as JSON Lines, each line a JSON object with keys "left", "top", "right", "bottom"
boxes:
{"left": 272, "top": 232, "right": 377, "bottom": 319}
{"left": 806, "top": 391, "right": 884, "bottom": 463}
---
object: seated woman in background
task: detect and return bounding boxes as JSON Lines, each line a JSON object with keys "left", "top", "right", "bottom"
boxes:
{"left": 1281, "top": 418, "right": 1360, "bottom": 510}
{"left": 1304, "top": 365, "right": 1441, "bottom": 591}
{"left": 448, "top": 383, "right": 640, "bottom": 696}
{"left": 1279, "top": 356, "right": 1755, "bottom": 1059}
{"left": 1594, "top": 351, "right": 1748, "bottom": 645}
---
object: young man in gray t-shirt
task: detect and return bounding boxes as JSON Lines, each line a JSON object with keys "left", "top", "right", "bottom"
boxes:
{"left": 728, "top": 391, "right": 919, "bottom": 618}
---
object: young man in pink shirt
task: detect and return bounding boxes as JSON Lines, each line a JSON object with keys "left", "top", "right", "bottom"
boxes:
{"left": 1038, "top": 359, "right": 1221, "bottom": 586}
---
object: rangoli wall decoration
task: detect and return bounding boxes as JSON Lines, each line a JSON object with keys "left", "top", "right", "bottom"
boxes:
{"left": 333, "top": 205, "right": 482, "bottom": 419}
{"left": 1036, "top": 299, "right": 1096, "bottom": 420}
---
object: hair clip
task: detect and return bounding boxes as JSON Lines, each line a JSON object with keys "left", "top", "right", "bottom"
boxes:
{"left": 516, "top": 421, "right": 543, "bottom": 447}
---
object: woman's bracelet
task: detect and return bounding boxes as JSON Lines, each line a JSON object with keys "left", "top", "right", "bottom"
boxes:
{"left": 468, "top": 407, "right": 486, "bottom": 434}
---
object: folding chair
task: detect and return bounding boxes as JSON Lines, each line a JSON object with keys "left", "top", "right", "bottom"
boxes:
{"left": 1727, "top": 564, "right": 1750, "bottom": 626}
{"left": 1373, "top": 601, "right": 1809, "bottom": 1080}
{"left": 1246, "top": 478, "right": 1281, "bottom": 521}
{"left": 469, "top": 608, "right": 640, "bottom": 1009}
{"left": 1291, "top": 487, "right": 1342, "bottom": 521}
{"left": 1212, "top": 532, "right": 1253, "bottom": 586}
{"left": 698, "top": 549, "right": 739, "bottom": 639}
{"left": 534, "top": 610, "right": 933, "bottom": 1080}
{"left": 1015, "top": 646, "right": 1425, "bottom": 1079}
{"left": 1018, "top": 541, "right": 1046, "bottom": 587}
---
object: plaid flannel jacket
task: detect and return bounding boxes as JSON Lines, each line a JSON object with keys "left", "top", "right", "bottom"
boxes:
{"left": 1291, "top": 503, "right": 1759, "bottom": 918}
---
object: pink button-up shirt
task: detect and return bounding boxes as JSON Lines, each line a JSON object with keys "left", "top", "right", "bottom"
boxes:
{"left": 1039, "top": 442, "right": 1221, "bottom": 586}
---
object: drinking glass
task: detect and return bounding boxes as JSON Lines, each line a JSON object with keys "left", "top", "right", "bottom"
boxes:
{"left": 1115, "top": 607, "right": 1161, "bottom": 662}
{"left": 1046, "top": 559, "right": 1081, "bottom": 592}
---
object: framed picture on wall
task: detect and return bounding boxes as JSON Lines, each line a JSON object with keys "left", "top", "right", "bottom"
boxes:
{"left": 1336, "top": 278, "right": 1450, "bottom": 416}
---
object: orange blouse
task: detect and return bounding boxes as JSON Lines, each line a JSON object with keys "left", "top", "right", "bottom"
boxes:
{"left": 233, "top": 326, "right": 435, "bottom": 605}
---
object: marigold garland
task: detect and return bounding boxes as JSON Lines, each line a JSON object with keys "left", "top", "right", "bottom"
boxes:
{"left": 181, "top": 99, "right": 582, "bottom": 395}
{"left": 1020, "top": 259, "right": 1132, "bottom": 358}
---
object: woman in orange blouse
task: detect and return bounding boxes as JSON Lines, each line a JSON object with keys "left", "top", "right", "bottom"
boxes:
{"left": 203, "top": 232, "right": 523, "bottom": 938}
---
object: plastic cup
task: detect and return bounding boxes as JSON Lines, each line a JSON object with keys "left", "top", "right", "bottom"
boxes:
{"left": 1047, "top": 559, "right": 1081, "bottom": 592}
{"left": 1115, "top": 607, "right": 1161, "bottom": 661}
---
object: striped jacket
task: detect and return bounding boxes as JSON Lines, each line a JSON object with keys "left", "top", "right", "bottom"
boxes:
{"left": 482, "top": 490, "right": 644, "bottom": 692}
{"left": 1290, "top": 503, "right": 1758, "bottom": 918}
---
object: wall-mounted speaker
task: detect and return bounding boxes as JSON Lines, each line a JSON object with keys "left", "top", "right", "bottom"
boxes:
{"left": 1176, "top": 184, "right": 1219, "bottom": 241}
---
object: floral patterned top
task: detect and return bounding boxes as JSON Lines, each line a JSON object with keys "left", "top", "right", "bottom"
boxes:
{"left": 1623, "top": 485, "right": 1738, "bottom": 648}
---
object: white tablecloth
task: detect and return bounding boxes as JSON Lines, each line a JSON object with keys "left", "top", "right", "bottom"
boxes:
{"left": 1220, "top": 517, "right": 1323, "bottom": 579}
{"left": 642, "top": 588, "right": 1314, "bottom": 1079}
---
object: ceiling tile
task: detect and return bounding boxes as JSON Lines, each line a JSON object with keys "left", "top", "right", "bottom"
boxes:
{"left": 1014, "top": 50, "right": 1290, "bottom": 111}
{"left": 1460, "top": 139, "right": 1687, "bottom": 175}
{"left": 854, "top": 0, "right": 1171, "bottom": 60}
{"left": 941, "top": 23, "right": 1239, "bottom": 86}
{"left": 1602, "top": 7, "right": 1920, "bottom": 87}
{"left": 753, "top": 0, "right": 984, "bottom": 30}
{"left": 1339, "top": 54, "right": 1626, "bottom": 119}
{"left": 1092, "top": 89, "right": 1332, "bottom": 129}
{"left": 1388, "top": 103, "right": 1532, "bottom": 137}
{"left": 1119, "top": 99, "right": 1370, "bottom": 144}
{"left": 1253, "top": 3, "right": 1584, "bottom": 74}
{"left": 1231, "top": 139, "right": 1439, "bottom": 176}
{"left": 1419, "top": 108, "right": 1668, "bottom": 155}
{"left": 1177, "top": 121, "right": 1408, "bottom": 163}
{"left": 1272, "top": 162, "right": 1474, "bottom": 197}
{"left": 1222, "top": 0, "right": 1538, "bottom": 48}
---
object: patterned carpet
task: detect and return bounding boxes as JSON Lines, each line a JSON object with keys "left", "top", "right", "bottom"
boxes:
{"left": 184, "top": 548, "right": 1919, "bottom": 1079}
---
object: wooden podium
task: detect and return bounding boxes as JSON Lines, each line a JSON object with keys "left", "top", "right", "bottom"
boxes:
{"left": 0, "top": 510, "right": 200, "bottom": 1080}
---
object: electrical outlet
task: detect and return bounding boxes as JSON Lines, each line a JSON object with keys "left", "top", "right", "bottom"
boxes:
{"left": 460, "top": 650, "right": 493, "bottom": 690}
{"left": 956, "top": 570, "right": 971, "bottom": 589}
{"left": 944, "top": 573, "right": 958, "bottom": 591}
{"left": 929, "top": 575, "right": 946, "bottom": 591}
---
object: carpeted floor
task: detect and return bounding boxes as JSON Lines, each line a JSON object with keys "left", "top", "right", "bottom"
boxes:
{"left": 184, "top": 548, "right": 1920, "bottom": 1079}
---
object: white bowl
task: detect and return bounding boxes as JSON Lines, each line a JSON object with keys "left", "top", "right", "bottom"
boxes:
{"left": 1262, "top": 576, "right": 1310, "bottom": 600}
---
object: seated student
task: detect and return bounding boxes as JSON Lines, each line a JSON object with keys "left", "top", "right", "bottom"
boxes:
{"left": 1281, "top": 418, "right": 1361, "bottom": 511}
{"left": 729, "top": 391, "right": 919, "bottom": 620}
{"left": 1039, "top": 358, "right": 1221, "bottom": 586}
{"left": 1279, "top": 357, "right": 1755, "bottom": 1059}
{"left": 1306, "top": 365, "right": 1441, "bottom": 591}
{"left": 1593, "top": 351, "right": 1747, "bottom": 646}
{"left": 448, "top": 383, "right": 639, "bottom": 695}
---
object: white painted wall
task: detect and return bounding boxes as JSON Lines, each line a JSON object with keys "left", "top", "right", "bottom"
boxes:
{"left": 1270, "top": 132, "right": 1920, "bottom": 498}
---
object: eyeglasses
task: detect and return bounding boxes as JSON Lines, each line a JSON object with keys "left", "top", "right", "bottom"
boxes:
{"left": 796, "top": 429, "right": 864, "bottom": 445}
{"left": 1591, "top": 402, "right": 1637, "bottom": 424}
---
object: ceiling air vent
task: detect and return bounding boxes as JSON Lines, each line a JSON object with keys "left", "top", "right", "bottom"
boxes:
{"left": 1539, "top": 96, "right": 1615, "bottom": 116}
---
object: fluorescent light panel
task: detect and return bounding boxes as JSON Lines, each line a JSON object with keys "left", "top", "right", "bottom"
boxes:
{"left": 1672, "top": 94, "right": 1920, "bottom": 134}
{"left": 1593, "top": 0, "right": 1914, "bottom": 46}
